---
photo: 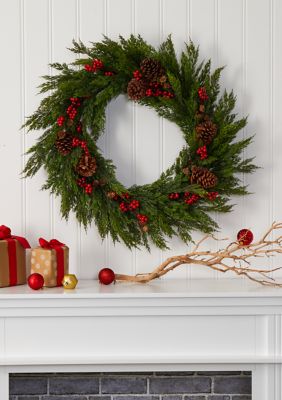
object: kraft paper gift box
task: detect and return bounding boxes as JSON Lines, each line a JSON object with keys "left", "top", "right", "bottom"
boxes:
{"left": 0, "top": 225, "right": 30, "bottom": 288}
{"left": 30, "top": 238, "right": 69, "bottom": 287}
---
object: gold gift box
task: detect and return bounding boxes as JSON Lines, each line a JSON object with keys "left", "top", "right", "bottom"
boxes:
{"left": 30, "top": 246, "right": 69, "bottom": 287}
{"left": 0, "top": 240, "right": 26, "bottom": 287}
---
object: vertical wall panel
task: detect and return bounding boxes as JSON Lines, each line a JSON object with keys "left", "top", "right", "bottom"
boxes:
{"left": 134, "top": 0, "right": 162, "bottom": 273}
{"left": 24, "top": 0, "right": 50, "bottom": 247}
{"left": 0, "top": 0, "right": 281, "bottom": 280}
{"left": 161, "top": 0, "right": 190, "bottom": 278}
{"left": 106, "top": 0, "right": 135, "bottom": 276}
{"left": 51, "top": 0, "right": 80, "bottom": 274}
{"left": 189, "top": 0, "right": 218, "bottom": 279}
{"left": 244, "top": 0, "right": 271, "bottom": 270}
{"left": 272, "top": 0, "right": 282, "bottom": 277}
{"left": 216, "top": 0, "right": 245, "bottom": 278}
{"left": 0, "top": 1, "right": 23, "bottom": 233}
{"left": 79, "top": 0, "right": 106, "bottom": 279}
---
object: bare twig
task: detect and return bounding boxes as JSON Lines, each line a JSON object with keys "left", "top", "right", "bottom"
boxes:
{"left": 115, "top": 222, "right": 282, "bottom": 287}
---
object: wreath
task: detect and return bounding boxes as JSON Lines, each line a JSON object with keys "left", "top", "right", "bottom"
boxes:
{"left": 23, "top": 35, "right": 256, "bottom": 249}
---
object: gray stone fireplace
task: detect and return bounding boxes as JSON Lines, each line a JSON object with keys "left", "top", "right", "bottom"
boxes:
{"left": 9, "top": 372, "right": 251, "bottom": 399}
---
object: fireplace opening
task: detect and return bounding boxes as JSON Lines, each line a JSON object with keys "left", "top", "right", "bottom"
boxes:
{"left": 9, "top": 371, "right": 252, "bottom": 399}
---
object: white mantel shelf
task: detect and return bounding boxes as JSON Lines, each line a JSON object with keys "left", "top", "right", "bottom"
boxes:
{"left": 1, "top": 278, "right": 282, "bottom": 298}
{"left": 0, "top": 279, "right": 282, "bottom": 316}
{"left": 1, "top": 279, "right": 282, "bottom": 399}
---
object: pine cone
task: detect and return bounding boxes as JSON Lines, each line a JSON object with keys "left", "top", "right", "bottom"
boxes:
{"left": 55, "top": 132, "right": 73, "bottom": 155}
{"left": 76, "top": 155, "right": 97, "bottom": 177}
{"left": 190, "top": 166, "right": 218, "bottom": 189}
{"left": 140, "top": 58, "right": 164, "bottom": 81}
{"left": 196, "top": 118, "right": 217, "bottom": 145}
{"left": 127, "top": 78, "right": 147, "bottom": 101}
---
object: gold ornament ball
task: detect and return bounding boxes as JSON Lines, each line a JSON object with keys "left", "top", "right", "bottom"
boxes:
{"left": 62, "top": 274, "right": 78, "bottom": 289}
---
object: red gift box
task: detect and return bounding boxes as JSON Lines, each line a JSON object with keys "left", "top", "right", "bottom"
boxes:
{"left": 0, "top": 225, "right": 30, "bottom": 287}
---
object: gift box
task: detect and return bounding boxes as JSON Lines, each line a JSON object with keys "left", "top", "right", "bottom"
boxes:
{"left": 0, "top": 225, "right": 30, "bottom": 288}
{"left": 30, "top": 238, "right": 69, "bottom": 287}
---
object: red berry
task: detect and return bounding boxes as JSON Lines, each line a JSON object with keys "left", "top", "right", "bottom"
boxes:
{"left": 77, "top": 177, "right": 86, "bottom": 187}
{"left": 57, "top": 116, "right": 65, "bottom": 126}
{"left": 133, "top": 70, "right": 142, "bottom": 80}
{"left": 184, "top": 192, "right": 190, "bottom": 198}
{"left": 84, "top": 183, "right": 93, "bottom": 195}
{"left": 207, "top": 191, "right": 218, "bottom": 201}
{"left": 185, "top": 194, "right": 200, "bottom": 205}
{"left": 237, "top": 229, "right": 254, "bottom": 246}
{"left": 168, "top": 192, "right": 180, "bottom": 200}
{"left": 129, "top": 199, "right": 140, "bottom": 211}
{"left": 198, "top": 87, "right": 209, "bottom": 101}
{"left": 92, "top": 58, "right": 103, "bottom": 71}
{"left": 70, "top": 97, "right": 80, "bottom": 106}
{"left": 84, "top": 64, "right": 92, "bottom": 72}
{"left": 137, "top": 213, "right": 148, "bottom": 225}
{"left": 119, "top": 202, "right": 128, "bottom": 212}
{"left": 76, "top": 123, "right": 82, "bottom": 133}
{"left": 72, "top": 137, "right": 81, "bottom": 147}
{"left": 196, "top": 145, "right": 208, "bottom": 160}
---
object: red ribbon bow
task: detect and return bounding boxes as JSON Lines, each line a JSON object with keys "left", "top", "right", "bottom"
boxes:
{"left": 39, "top": 238, "right": 66, "bottom": 286}
{"left": 0, "top": 225, "right": 30, "bottom": 286}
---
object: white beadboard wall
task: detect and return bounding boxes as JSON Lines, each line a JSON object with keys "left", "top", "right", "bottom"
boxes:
{"left": 0, "top": 0, "right": 282, "bottom": 280}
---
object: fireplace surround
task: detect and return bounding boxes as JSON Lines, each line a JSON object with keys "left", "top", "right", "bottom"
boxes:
{"left": 0, "top": 278, "right": 282, "bottom": 399}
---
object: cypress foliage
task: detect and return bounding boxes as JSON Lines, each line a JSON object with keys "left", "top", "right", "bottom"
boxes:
{"left": 23, "top": 35, "right": 257, "bottom": 250}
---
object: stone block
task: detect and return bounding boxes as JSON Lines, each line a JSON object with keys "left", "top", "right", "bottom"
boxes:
{"left": 10, "top": 377, "right": 47, "bottom": 395}
{"left": 49, "top": 377, "right": 99, "bottom": 395}
{"left": 213, "top": 377, "right": 251, "bottom": 394}
{"left": 101, "top": 377, "right": 147, "bottom": 394}
{"left": 150, "top": 377, "right": 211, "bottom": 394}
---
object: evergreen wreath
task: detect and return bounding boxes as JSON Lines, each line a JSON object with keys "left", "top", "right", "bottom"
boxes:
{"left": 23, "top": 35, "right": 256, "bottom": 250}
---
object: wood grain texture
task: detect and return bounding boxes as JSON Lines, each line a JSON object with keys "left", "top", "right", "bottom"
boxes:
{"left": 0, "top": 0, "right": 281, "bottom": 279}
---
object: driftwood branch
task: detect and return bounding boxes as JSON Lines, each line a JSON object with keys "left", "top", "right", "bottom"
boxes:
{"left": 115, "top": 222, "right": 282, "bottom": 287}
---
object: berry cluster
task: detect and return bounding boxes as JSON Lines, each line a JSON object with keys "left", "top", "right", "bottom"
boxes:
{"left": 196, "top": 145, "right": 208, "bottom": 160}
{"left": 133, "top": 70, "right": 142, "bottom": 80}
{"left": 121, "top": 192, "right": 130, "bottom": 199}
{"left": 137, "top": 213, "right": 148, "bottom": 225}
{"left": 66, "top": 105, "right": 77, "bottom": 120}
{"left": 84, "top": 59, "right": 115, "bottom": 77}
{"left": 198, "top": 86, "right": 209, "bottom": 102}
{"left": 129, "top": 199, "right": 140, "bottom": 210}
{"left": 84, "top": 58, "right": 104, "bottom": 72}
{"left": 77, "top": 177, "right": 94, "bottom": 195}
{"left": 184, "top": 193, "right": 200, "bottom": 205}
{"left": 72, "top": 137, "right": 89, "bottom": 155}
{"left": 145, "top": 82, "right": 174, "bottom": 99}
{"left": 168, "top": 192, "right": 180, "bottom": 200}
{"left": 207, "top": 191, "right": 218, "bottom": 201}
{"left": 168, "top": 191, "right": 201, "bottom": 206}
{"left": 66, "top": 97, "right": 81, "bottom": 120}
{"left": 109, "top": 192, "right": 148, "bottom": 227}
{"left": 57, "top": 97, "right": 83, "bottom": 130}
{"left": 119, "top": 202, "right": 128, "bottom": 212}
{"left": 57, "top": 116, "right": 65, "bottom": 127}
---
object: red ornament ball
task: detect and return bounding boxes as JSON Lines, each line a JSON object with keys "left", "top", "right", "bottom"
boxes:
{"left": 27, "top": 273, "right": 44, "bottom": 290}
{"left": 98, "top": 268, "right": 115, "bottom": 285}
{"left": 237, "top": 229, "right": 254, "bottom": 246}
